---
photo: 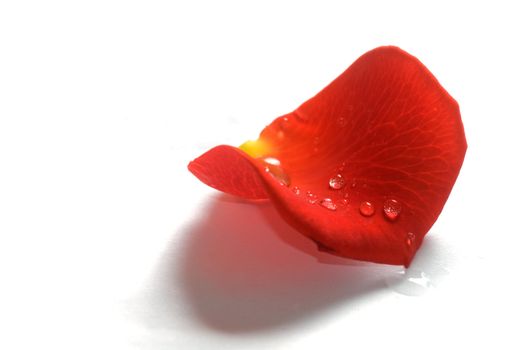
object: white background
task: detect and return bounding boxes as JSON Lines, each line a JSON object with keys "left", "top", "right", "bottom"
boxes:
{"left": 1, "top": 1, "right": 526, "bottom": 349}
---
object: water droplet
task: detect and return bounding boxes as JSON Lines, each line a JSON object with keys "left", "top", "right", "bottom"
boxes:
{"left": 359, "top": 201, "right": 375, "bottom": 217}
{"left": 291, "top": 186, "right": 301, "bottom": 195}
{"left": 312, "top": 137, "right": 320, "bottom": 154}
{"left": 337, "top": 116, "right": 348, "bottom": 127}
{"left": 406, "top": 232, "right": 416, "bottom": 247}
{"left": 279, "top": 116, "right": 290, "bottom": 130}
{"left": 337, "top": 198, "right": 349, "bottom": 207}
{"left": 329, "top": 174, "right": 346, "bottom": 190}
{"left": 260, "top": 157, "right": 281, "bottom": 166}
{"left": 383, "top": 199, "right": 402, "bottom": 221}
{"left": 260, "top": 157, "right": 290, "bottom": 186}
{"left": 384, "top": 239, "right": 452, "bottom": 296}
{"left": 306, "top": 191, "right": 318, "bottom": 204}
{"left": 385, "top": 268, "right": 434, "bottom": 296}
{"left": 319, "top": 198, "right": 337, "bottom": 211}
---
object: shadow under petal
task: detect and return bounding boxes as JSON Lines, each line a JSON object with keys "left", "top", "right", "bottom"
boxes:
{"left": 174, "top": 194, "right": 405, "bottom": 333}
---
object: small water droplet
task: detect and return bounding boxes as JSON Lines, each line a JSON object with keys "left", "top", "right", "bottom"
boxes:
{"left": 291, "top": 186, "right": 301, "bottom": 195}
{"left": 329, "top": 174, "right": 346, "bottom": 190}
{"left": 312, "top": 137, "right": 320, "bottom": 154}
{"left": 306, "top": 191, "right": 318, "bottom": 204}
{"left": 383, "top": 199, "right": 402, "bottom": 221}
{"left": 406, "top": 232, "right": 416, "bottom": 247}
{"left": 337, "top": 116, "right": 348, "bottom": 127}
{"left": 260, "top": 157, "right": 290, "bottom": 186}
{"left": 279, "top": 116, "right": 290, "bottom": 130}
{"left": 359, "top": 201, "right": 375, "bottom": 217}
{"left": 319, "top": 198, "right": 337, "bottom": 211}
{"left": 338, "top": 198, "right": 349, "bottom": 207}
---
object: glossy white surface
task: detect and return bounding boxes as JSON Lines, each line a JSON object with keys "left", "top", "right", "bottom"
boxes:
{"left": 1, "top": 1, "right": 526, "bottom": 349}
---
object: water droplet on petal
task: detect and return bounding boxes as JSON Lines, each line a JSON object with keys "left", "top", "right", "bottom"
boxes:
{"left": 319, "top": 198, "right": 337, "bottom": 211}
{"left": 329, "top": 174, "right": 346, "bottom": 190}
{"left": 337, "top": 116, "right": 348, "bottom": 127}
{"left": 279, "top": 116, "right": 290, "bottom": 130}
{"left": 260, "top": 157, "right": 281, "bottom": 166}
{"left": 312, "top": 137, "right": 320, "bottom": 154}
{"left": 359, "top": 201, "right": 375, "bottom": 217}
{"left": 406, "top": 232, "right": 416, "bottom": 247}
{"left": 383, "top": 199, "right": 402, "bottom": 221}
{"left": 306, "top": 191, "right": 318, "bottom": 204}
{"left": 260, "top": 157, "right": 290, "bottom": 186}
{"left": 291, "top": 186, "right": 301, "bottom": 195}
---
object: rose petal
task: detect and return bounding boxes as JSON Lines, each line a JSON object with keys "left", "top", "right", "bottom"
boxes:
{"left": 188, "top": 46, "right": 467, "bottom": 266}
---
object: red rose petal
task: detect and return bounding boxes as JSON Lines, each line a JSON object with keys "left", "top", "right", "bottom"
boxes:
{"left": 188, "top": 46, "right": 467, "bottom": 267}
{"left": 188, "top": 145, "right": 268, "bottom": 200}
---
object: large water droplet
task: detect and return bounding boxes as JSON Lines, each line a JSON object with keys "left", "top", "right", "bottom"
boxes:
{"left": 329, "top": 174, "right": 346, "bottom": 190}
{"left": 306, "top": 191, "right": 318, "bottom": 204}
{"left": 359, "top": 201, "right": 375, "bottom": 217}
{"left": 385, "top": 268, "right": 434, "bottom": 296}
{"left": 319, "top": 198, "right": 337, "bottom": 211}
{"left": 261, "top": 157, "right": 290, "bottom": 186}
{"left": 383, "top": 198, "right": 402, "bottom": 221}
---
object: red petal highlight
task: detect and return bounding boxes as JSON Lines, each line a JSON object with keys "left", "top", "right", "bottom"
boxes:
{"left": 188, "top": 46, "right": 467, "bottom": 267}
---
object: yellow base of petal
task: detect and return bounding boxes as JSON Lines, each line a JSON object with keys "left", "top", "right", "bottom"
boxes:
{"left": 239, "top": 139, "right": 271, "bottom": 158}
